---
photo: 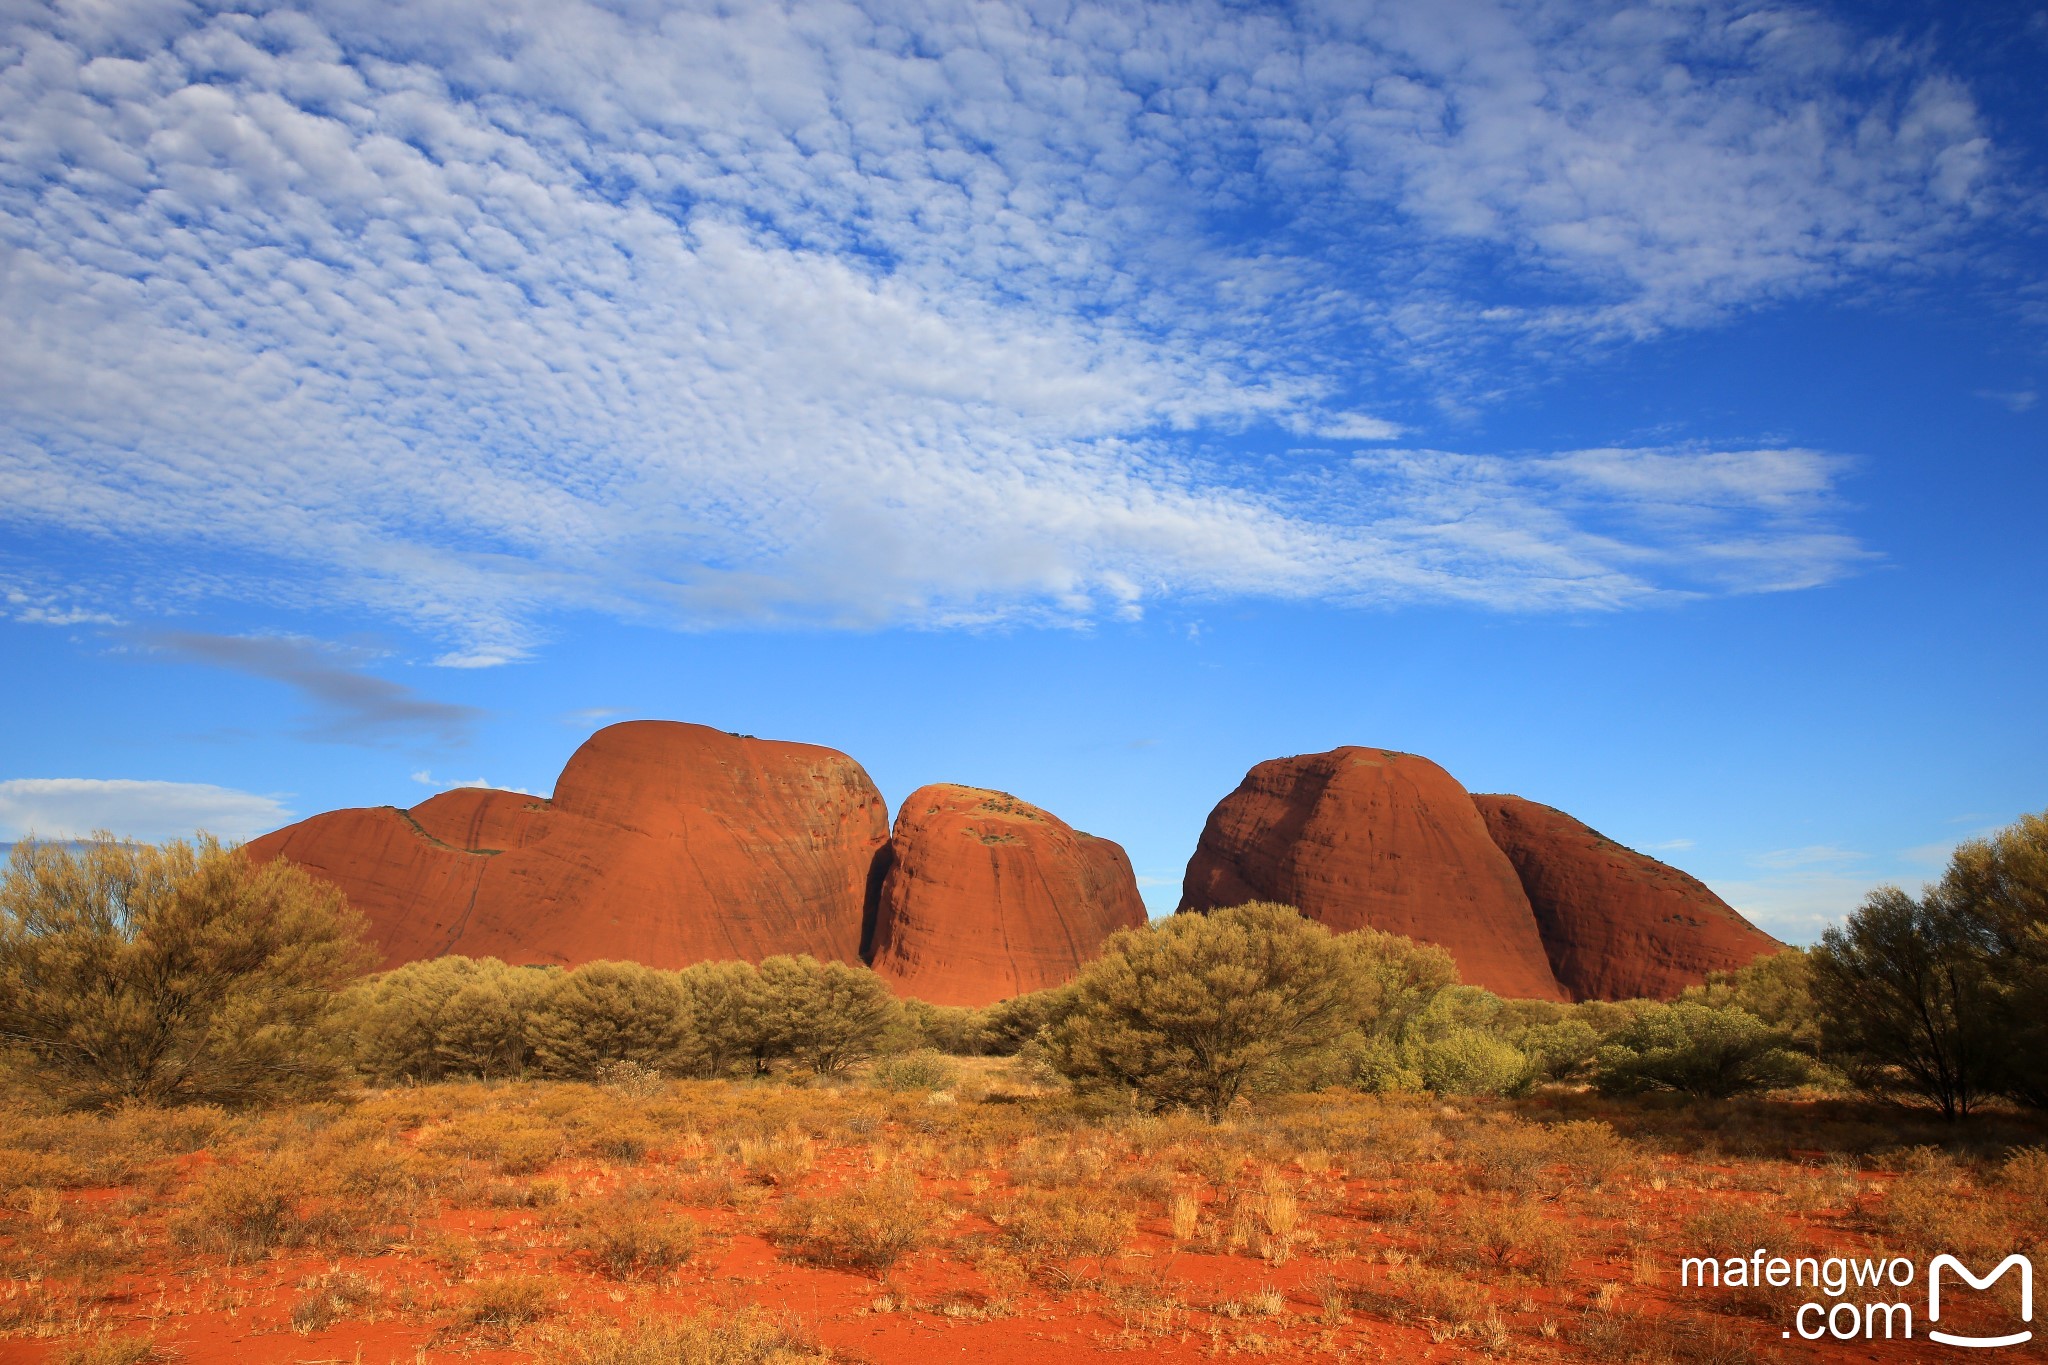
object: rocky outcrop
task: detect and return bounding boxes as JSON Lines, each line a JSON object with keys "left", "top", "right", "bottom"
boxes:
{"left": 1178, "top": 748, "right": 1568, "bottom": 1000}
{"left": 1474, "top": 794, "right": 1780, "bottom": 1001}
{"left": 246, "top": 721, "right": 889, "bottom": 971}
{"left": 868, "top": 784, "right": 1147, "bottom": 1007}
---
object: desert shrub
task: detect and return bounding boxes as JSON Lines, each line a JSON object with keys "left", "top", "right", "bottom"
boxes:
{"left": 420, "top": 1113, "right": 565, "bottom": 1175}
{"left": 319, "top": 1140, "right": 443, "bottom": 1232}
{"left": 437, "top": 968, "right": 551, "bottom": 1077}
{"left": 563, "top": 1193, "right": 701, "bottom": 1281}
{"left": 1416, "top": 1026, "right": 1534, "bottom": 1097}
{"left": 1684, "top": 1202, "right": 1796, "bottom": 1259}
{"left": 458, "top": 1275, "right": 559, "bottom": 1340}
{"left": 736, "top": 1126, "right": 815, "bottom": 1185}
{"left": 1999, "top": 1146, "right": 2048, "bottom": 1204}
{"left": 869, "top": 1048, "right": 960, "bottom": 1093}
{"left": 1373, "top": 985, "right": 1532, "bottom": 1095}
{"left": 672, "top": 960, "right": 764, "bottom": 1077}
{"left": 976, "top": 985, "right": 1077, "bottom": 1055}
{"left": 750, "top": 956, "right": 900, "bottom": 1075}
{"left": 341, "top": 956, "right": 551, "bottom": 1082}
{"left": 1008, "top": 1135, "right": 1114, "bottom": 1188}
{"left": 1810, "top": 886, "right": 2007, "bottom": 1119}
{"left": 0, "top": 1105, "right": 225, "bottom": 1190}
{"left": 172, "top": 1150, "right": 320, "bottom": 1257}
{"left": 1510, "top": 1016, "right": 1602, "bottom": 1082}
{"left": 1570, "top": 1307, "right": 1756, "bottom": 1365}
{"left": 899, "top": 999, "right": 986, "bottom": 1055}
{"left": 1682, "top": 947, "right": 1819, "bottom": 1053}
{"left": 1, "top": 1199, "right": 147, "bottom": 1283}
{"left": 1250, "top": 1169, "right": 1301, "bottom": 1263}
{"left": 1350, "top": 1263, "right": 1491, "bottom": 1334}
{"left": 1877, "top": 1168, "right": 2013, "bottom": 1260}
{"left": 1460, "top": 1121, "right": 1566, "bottom": 1195}
{"left": 0, "top": 836, "right": 372, "bottom": 1108}
{"left": 54, "top": 1337, "right": 160, "bottom": 1365}
{"left": 773, "top": 1170, "right": 932, "bottom": 1274}
{"left": 289, "top": 1268, "right": 383, "bottom": 1333}
{"left": 538, "top": 1307, "right": 830, "bottom": 1365}
{"left": 1342, "top": 1034, "right": 1422, "bottom": 1093}
{"left": 992, "top": 1188, "right": 1136, "bottom": 1270}
{"left": 529, "top": 961, "right": 690, "bottom": 1080}
{"left": 1592, "top": 1001, "right": 1807, "bottom": 1099}
{"left": 1450, "top": 1201, "right": 1577, "bottom": 1282}
{"left": 1346, "top": 929, "right": 1459, "bottom": 1043}
{"left": 593, "top": 1058, "right": 666, "bottom": 1098}
{"left": 1551, "top": 1120, "right": 1638, "bottom": 1187}
{"left": 1935, "top": 810, "right": 2048, "bottom": 1109}
{"left": 1047, "top": 903, "right": 1368, "bottom": 1118}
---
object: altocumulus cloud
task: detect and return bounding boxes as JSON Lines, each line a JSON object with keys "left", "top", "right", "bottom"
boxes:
{"left": 0, "top": 0, "right": 1991, "bottom": 659}
{"left": 0, "top": 779, "right": 292, "bottom": 843}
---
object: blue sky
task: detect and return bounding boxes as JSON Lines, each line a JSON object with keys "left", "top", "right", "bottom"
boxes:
{"left": 3, "top": 0, "right": 2043, "bottom": 942}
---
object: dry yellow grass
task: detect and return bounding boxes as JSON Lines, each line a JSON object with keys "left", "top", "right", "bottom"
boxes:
{"left": 0, "top": 1065, "right": 2043, "bottom": 1364}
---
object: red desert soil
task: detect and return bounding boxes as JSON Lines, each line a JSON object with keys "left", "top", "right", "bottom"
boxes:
{"left": 5, "top": 1075, "right": 2035, "bottom": 1365}
{"left": 867, "top": 785, "right": 1148, "bottom": 1007}
{"left": 246, "top": 721, "right": 889, "bottom": 970}
{"left": 1179, "top": 748, "right": 1570, "bottom": 1000}
{"left": 1474, "top": 795, "right": 1784, "bottom": 1002}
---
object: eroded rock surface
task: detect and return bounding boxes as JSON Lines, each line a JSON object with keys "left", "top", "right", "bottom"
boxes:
{"left": 246, "top": 721, "right": 889, "bottom": 970}
{"left": 868, "top": 784, "right": 1146, "bottom": 1006}
{"left": 1474, "top": 794, "right": 1780, "bottom": 1001}
{"left": 1178, "top": 748, "right": 1568, "bottom": 1000}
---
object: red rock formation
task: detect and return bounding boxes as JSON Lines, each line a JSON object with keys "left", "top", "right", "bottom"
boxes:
{"left": 1179, "top": 748, "right": 1568, "bottom": 1000}
{"left": 869, "top": 784, "right": 1147, "bottom": 1007}
{"left": 246, "top": 721, "right": 889, "bottom": 971}
{"left": 1474, "top": 794, "right": 1780, "bottom": 1001}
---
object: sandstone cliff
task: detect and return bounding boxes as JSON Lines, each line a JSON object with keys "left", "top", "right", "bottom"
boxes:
{"left": 868, "top": 784, "right": 1147, "bottom": 1006}
{"left": 246, "top": 721, "right": 889, "bottom": 970}
{"left": 1178, "top": 748, "right": 1569, "bottom": 1001}
{"left": 1474, "top": 794, "right": 1780, "bottom": 1001}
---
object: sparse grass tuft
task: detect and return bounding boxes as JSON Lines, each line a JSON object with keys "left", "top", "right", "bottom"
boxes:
{"left": 563, "top": 1192, "right": 702, "bottom": 1282}
{"left": 538, "top": 1306, "right": 831, "bottom": 1364}
{"left": 289, "top": 1268, "right": 383, "bottom": 1333}
{"left": 774, "top": 1170, "right": 933, "bottom": 1275}
{"left": 54, "top": 1336, "right": 160, "bottom": 1365}
{"left": 991, "top": 1188, "right": 1135, "bottom": 1274}
{"left": 457, "top": 1274, "right": 559, "bottom": 1341}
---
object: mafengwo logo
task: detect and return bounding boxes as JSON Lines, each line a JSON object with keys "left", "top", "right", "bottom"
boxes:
{"left": 1929, "top": 1255, "right": 2034, "bottom": 1349}
{"left": 1680, "top": 1250, "right": 2034, "bottom": 1346}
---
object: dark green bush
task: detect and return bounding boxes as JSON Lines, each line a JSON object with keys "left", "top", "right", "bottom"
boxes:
{"left": 1592, "top": 1000, "right": 1807, "bottom": 1099}
{"left": 751, "top": 955, "right": 901, "bottom": 1075}
{"left": 528, "top": 961, "right": 690, "bottom": 1080}
{"left": 1046, "top": 902, "right": 1368, "bottom": 1118}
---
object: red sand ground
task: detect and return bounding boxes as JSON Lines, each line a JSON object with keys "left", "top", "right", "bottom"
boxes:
{"left": 4, "top": 1076, "right": 2039, "bottom": 1364}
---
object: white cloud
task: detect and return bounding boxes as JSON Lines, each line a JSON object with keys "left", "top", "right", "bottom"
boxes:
{"left": 1749, "top": 843, "right": 1865, "bottom": 871}
{"left": 410, "top": 770, "right": 534, "bottom": 795}
{"left": 1286, "top": 412, "right": 1407, "bottom": 442}
{"left": 0, "top": 0, "right": 1987, "bottom": 653}
{"left": 1975, "top": 388, "right": 2038, "bottom": 413}
{"left": 3, "top": 585, "right": 121, "bottom": 627}
{"left": 1710, "top": 868, "right": 1881, "bottom": 945}
{"left": 0, "top": 778, "right": 292, "bottom": 843}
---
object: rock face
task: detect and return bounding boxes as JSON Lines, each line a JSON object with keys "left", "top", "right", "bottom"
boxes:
{"left": 1178, "top": 748, "right": 1569, "bottom": 1001}
{"left": 246, "top": 721, "right": 889, "bottom": 971}
{"left": 1474, "top": 794, "right": 1780, "bottom": 1001}
{"left": 869, "top": 784, "right": 1147, "bottom": 1007}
